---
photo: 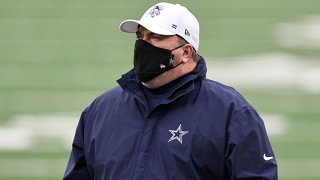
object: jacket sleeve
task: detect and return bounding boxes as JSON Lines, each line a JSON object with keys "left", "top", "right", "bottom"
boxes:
{"left": 63, "top": 110, "right": 92, "bottom": 180}
{"left": 225, "top": 105, "right": 278, "bottom": 180}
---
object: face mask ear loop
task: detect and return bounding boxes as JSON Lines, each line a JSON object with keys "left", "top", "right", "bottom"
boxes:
{"left": 169, "top": 44, "right": 186, "bottom": 67}
{"left": 169, "top": 55, "right": 174, "bottom": 67}
{"left": 170, "top": 44, "right": 186, "bottom": 51}
{"left": 169, "top": 54, "right": 185, "bottom": 69}
{"left": 171, "top": 60, "right": 183, "bottom": 69}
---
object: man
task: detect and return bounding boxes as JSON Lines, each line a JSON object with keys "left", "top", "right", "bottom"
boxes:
{"left": 64, "top": 2, "right": 278, "bottom": 180}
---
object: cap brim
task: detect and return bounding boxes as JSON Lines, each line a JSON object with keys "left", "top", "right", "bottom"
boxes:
{"left": 119, "top": 19, "right": 175, "bottom": 35}
{"left": 119, "top": 19, "right": 140, "bottom": 33}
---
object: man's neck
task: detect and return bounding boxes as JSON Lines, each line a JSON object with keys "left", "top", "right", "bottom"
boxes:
{"left": 142, "top": 61, "right": 197, "bottom": 89}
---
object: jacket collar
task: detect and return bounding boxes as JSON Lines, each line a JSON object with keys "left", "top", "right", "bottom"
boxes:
{"left": 117, "top": 57, "right": 207, "bottom": 104}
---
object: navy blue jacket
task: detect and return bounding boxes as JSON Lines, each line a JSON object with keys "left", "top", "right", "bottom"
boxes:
{"left": 64, "top": 58, "right": 277, "bottom": 180}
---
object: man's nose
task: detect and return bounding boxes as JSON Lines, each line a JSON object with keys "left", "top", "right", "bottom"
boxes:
{"left": 142, "top": 36, "right": 151, "bottom": 43}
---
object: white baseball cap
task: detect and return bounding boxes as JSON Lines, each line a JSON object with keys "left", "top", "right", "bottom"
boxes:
{"left": 119, "top": 2, "right": 200, "bottom": 51}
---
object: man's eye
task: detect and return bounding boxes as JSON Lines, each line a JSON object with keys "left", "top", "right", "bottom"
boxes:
{"left": 151, "top": 34, "right": 161, "bottom": 40}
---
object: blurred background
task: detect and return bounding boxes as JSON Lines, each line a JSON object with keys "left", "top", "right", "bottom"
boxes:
{"left": 0, "top": 0, "right": 320, "bottom": 179}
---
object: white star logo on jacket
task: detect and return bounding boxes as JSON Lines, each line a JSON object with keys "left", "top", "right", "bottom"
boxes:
{"left": 168, "top": 124, "right": 189, "bottom": 144}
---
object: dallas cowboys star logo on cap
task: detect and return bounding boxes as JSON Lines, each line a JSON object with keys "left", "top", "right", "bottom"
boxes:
{"left": 168, "top": 124, "right": 189, "bottom": 144}
{"left": 149, "top": 5, "right": 164, "bottom": 17}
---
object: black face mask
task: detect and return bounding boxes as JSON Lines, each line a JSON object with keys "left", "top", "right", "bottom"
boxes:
{"left": 133, "top": 39, "right": 185, "bottom": 82}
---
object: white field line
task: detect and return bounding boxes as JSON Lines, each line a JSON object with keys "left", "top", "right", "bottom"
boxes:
{"left": 206, "top": 53, "right": 320, "bottom": 93}
{"left": 208, "top": 15, "right": 320, "bottom": 93}
{"left": 0, "top": 113, "right": 286, "bottom": 150}
{"left": 261, "top": 114, "right": 287, "bottom": 136}
{"left": 274, "top": 15, "right": 320, "bottom": 48}
{"left": 271, "top": 121, "right": 320, "bottom": 143}
{"left": 0, "top": 113, "right": 78, "bottom": 150}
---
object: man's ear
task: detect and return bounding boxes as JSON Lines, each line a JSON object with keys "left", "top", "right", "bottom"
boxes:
{"left": 182, "top": 44, "right": 193, "bottom": 63}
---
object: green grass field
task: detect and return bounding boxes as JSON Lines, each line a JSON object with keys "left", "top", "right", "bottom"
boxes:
{"left": 1, "top": 0, "right": 320, "bottom": 179}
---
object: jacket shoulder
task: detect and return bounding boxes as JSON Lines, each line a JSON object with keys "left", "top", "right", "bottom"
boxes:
{"left": 200, "top": 79, "right": 250, "bottom": 107}
{"left": 85, "top": 86, "right": 128, "bottom": 112}
{"left": 97, "top": 86, "right": 124, "bottom": 101}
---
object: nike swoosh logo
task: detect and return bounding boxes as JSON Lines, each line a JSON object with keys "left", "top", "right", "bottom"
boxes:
{"left": 263, "top": 153, "right": 274, "bottom": 161}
